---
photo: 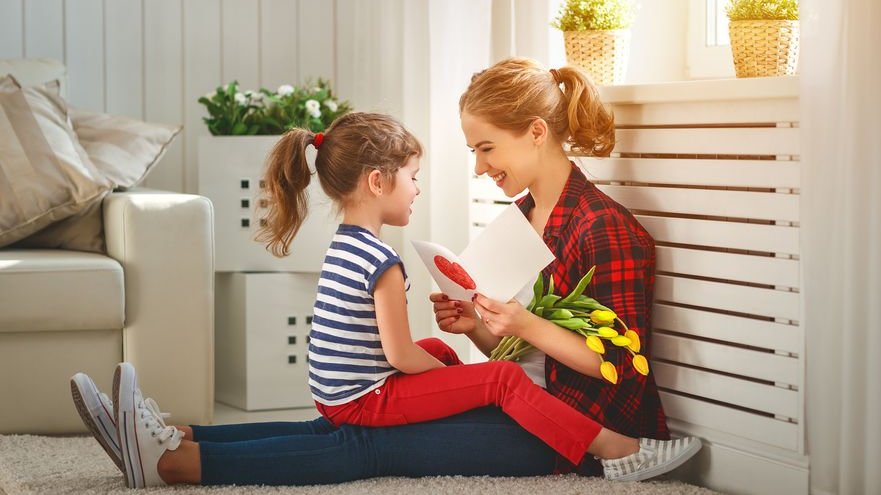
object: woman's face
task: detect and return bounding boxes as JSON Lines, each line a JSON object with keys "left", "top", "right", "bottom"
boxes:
{"left": 460, "top": 112, "right": 539, "bottom": 198}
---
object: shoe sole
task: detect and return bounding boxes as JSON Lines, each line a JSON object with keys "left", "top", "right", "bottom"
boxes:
{"left": 70, "top": 374, "right": 123, "bottom": 473}
{"left": 615, "top": 438, "right": 703, "bottom": 482}
{"left": 115, "top": 363, "right": 144, "bottom": 489}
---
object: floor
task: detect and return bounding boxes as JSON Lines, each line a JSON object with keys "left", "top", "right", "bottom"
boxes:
{"left": 213, "top": 402, "right": 319, "bottom": 425}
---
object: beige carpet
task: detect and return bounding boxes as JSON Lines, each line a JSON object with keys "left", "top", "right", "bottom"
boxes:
{"left": 0, "top": 435, "right": 722, "bottom": 494}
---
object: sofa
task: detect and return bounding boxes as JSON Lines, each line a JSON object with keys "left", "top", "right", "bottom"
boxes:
{"left": 0, "top": 60, "right": 215, "bottom": 434}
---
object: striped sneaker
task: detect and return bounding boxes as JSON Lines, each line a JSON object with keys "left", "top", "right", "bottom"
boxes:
{"left": 602, "top": 436, "right": 702, "bottom": 482}
{"left": 70, "top": 373, "right": 123, "bottom": 473}
{"left": 114, "top": 362, "right": 184, "bottom": 488}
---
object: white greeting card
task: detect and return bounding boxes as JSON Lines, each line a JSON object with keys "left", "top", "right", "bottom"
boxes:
{"left": 412, "top": 204, "right": 555, "bottom": 303}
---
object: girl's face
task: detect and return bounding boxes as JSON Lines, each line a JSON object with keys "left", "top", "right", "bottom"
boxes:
{"left": 380, "top": 155, "right": 421, "bottom": 227}
{"left": 460, "top": 112, "right": 540, "bottom": 198}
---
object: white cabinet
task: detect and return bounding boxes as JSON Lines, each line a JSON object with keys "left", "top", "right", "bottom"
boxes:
{"left": 198, "top": 136, "right": 334, "bottom": 411}
{"left": 214, "top": 272, "right": 319, "bottom": 411}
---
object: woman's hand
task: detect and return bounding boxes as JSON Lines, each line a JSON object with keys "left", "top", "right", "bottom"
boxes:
{"left": 429, "top": 292, "right": 479, "bottom": 335}
{"left": 472, "top": 294, "right": 537, "bottom": 338}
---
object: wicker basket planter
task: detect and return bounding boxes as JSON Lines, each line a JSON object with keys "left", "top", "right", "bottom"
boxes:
{"left": 729, "top": 20, "right": 799, "bottom": 78}
{"left": 563, "top": 29, "right": 630, "bottom": 85}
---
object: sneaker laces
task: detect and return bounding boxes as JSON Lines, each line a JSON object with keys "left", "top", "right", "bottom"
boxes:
{"left": 138, "top": 397, "right": 183, "bottom": 449}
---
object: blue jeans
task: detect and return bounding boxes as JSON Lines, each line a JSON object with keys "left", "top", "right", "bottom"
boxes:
{"left": 193, "top": 406, "right": 562, "bottom": 486}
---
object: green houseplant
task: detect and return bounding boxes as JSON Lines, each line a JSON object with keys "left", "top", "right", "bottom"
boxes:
{"left": 725, "top": 0, "right": 799, "bottom": 78}
{"left": 551, "top": 0, "right": 637, "bottom": 85}
{"left": 198, "top": 79, "right": 351, "bottom": 136}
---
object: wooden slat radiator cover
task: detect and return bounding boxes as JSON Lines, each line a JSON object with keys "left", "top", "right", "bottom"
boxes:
{"left": 468, "top": 77, "right": 806, "bottom": 495}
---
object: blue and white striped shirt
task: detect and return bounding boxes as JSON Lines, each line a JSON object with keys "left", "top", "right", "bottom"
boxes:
{"left": 308, "top": 224, "right": 408, "bottom": 406}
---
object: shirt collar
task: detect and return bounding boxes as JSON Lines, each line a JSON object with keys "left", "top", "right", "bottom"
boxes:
{"left": 516, "top": 162, "right": 588, "bottom": 238}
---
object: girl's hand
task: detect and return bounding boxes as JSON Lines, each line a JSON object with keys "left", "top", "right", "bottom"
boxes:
{"left": 430, "top": 292, "right": 479, "bottom": 335}
{"left": 472, "top": 294, "right": 536, "bottom": 338}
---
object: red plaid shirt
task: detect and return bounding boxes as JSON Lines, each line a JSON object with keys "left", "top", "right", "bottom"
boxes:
{"left": 516, "top": 163, "right": 669, "bottom": 475}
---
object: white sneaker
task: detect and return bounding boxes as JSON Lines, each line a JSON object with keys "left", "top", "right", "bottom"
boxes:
{"left": 114, "top": 362, "right": 184, "bottom": 488}
{"left": 602, "top": 436, "right": 702, "bottom": 482}
{"left": 70, "top": 372, "right": 123, "bottom": 473}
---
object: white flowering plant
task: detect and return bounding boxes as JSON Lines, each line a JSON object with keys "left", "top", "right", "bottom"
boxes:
{"left": 198, "top": 79, "right": 351, "bottom": 136}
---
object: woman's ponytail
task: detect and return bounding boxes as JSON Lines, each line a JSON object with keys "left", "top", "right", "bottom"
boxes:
{"left": 256, "top": 128, "right": 318, "bottom": 258}
{"left": 556, "top": 66, "right": 616, "bottom": 157}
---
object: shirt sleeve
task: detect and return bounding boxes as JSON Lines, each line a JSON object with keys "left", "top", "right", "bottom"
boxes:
{"left": 365, "top": 252, "right": 407, "bottom": 296}
{"left": 579, "top": 212, "right": 653, "bottom": 380}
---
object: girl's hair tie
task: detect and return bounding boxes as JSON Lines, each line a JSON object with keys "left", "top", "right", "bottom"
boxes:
{"left": 313, "top": 132, "right": 325, "bottom": 149}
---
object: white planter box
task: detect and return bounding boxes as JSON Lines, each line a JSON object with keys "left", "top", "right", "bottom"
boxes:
{"left": 215, "top": 272, "right": 319, "bottom": 411}
{"left": 198, "top": 136, "right": 337, "bottom": 273}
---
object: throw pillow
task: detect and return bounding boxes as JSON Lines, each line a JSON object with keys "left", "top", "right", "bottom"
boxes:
{"left": 71, "top": 108, "right": 182, "bottom": 190}
{"left": 0, "top": 75, "right": 112, "bottom": 248}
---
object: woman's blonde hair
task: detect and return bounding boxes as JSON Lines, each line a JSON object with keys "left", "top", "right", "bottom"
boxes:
{"left": 458, "top": 57, "right": 614, "bottom": 157}
{"left": 256, "top": 112, "right": 423, "bottom": 257}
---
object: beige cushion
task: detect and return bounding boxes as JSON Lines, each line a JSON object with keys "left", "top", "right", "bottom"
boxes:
{"left": 71, "top": 108, "right": 182, "bottom": 190}
{"left": 0, "top": 249, "right": 124, "bottom": 333}
{"left": 0, "top": 75, "right": 112, "bottom": 248}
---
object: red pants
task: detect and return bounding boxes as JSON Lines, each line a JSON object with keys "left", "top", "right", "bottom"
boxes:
{"left": 315, "top": 338, "right": 602, "bottom": 465}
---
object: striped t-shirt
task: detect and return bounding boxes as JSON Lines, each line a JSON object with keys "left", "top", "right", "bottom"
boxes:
{"left": 308, "top": 224, "right": 408, "bottom": 406}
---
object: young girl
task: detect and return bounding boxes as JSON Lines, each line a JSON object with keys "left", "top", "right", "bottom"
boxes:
{"left": 257, "top": 111, "right": 697, "bottom": 476}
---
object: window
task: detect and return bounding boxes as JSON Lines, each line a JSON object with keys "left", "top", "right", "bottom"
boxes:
{"left": 687, "top": 0, "right": 735, "bottom": 79}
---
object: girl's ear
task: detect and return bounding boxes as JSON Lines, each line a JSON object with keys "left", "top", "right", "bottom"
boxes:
{"left": 530, "top": 118, "right": 549, "bottom": 146}
{"left": 367, "top": 169, "right": 384, "bottom": 195}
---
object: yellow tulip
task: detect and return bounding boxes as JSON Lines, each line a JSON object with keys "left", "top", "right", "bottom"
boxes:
{"left": 600, "top": 361, "right": 618, "bottom": 384}
{"left": 611, "top": 335, "right": 632, "bottom": 347}
{"left": 589, "top": 310, "right": 617, "bottom": 325}
{"left": 624, "top": 330, "right": 641, "bottom": 353}
{"left": 597, "top": 326, "right": 618, "bottom": 338}
{"left": 585, "top": 335, "right": 605, "bottom": 354}
{"left": 632, "top": 354, "right": 650, "bottom": 376}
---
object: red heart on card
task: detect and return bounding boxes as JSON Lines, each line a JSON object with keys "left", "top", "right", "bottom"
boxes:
{"left": 434, "top": 256, "right": 476, "bottom": 290}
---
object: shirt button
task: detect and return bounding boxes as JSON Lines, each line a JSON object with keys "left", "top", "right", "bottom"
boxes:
{"left": 375, "top": 389, "right": 381, "bottom": 394}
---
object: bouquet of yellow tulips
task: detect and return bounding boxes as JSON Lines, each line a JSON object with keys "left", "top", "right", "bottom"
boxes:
{"left": 489, "top": 266, "right": 649, "bottom": 384}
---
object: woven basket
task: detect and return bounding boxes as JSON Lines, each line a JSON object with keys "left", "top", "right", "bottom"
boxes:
{"left": 729, "top": 20, "right": 799, "bottom": 78}
{"left": 563, "top": 30, "right": 630, "bottom": 85}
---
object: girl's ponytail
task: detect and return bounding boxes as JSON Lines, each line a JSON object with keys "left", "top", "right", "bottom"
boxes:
{"left": 257, "top": 128, "right": 318, "bottom": 258}
{"left": 556, "top": 66, "right": 616, "bottom": 157}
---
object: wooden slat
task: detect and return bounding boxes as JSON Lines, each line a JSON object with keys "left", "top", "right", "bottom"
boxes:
{"left": 142, "top": 0, "right": 184, "bottom": 192}
{"left": 656, "top": 275, "right": 799, "bottom": 321}
{"left": 221, "top": 0, "right": 260, "bottom": 90}
{"left": 299, "top": 0, "right": 336, "bottom": 80}
{"left": 24, "top": 0, "right": 63, "bottom": 59}
{"left": 611, "top": 98, "right": 800, "bottom": 126}
{"left": 598, "top": 184, "right": 799, "bottom": 222}
{"left": 578, "top": 158, "right": 800, "bottom": 189}
{"left": 614, "top": 128, "right": 799, "bottom": 156}
{"left": 183, "top": 0, "right": 221, "bottom": 193}
{"left": 660, "top": 391, "right": 798, "bottom": 450}
{"left": 656, "top": 246, "right": 799, "bottom": 288}
{"left": 105, "top": 0, "right": 144, "bottom": 118}
{"left": 654, "top": 362, "right": 799, "bottom": 418}
{"left": 636, "top": 215, "right": 799, "bottom": 255}
{"left": 260, "top": 0, "right": 299, "bottom": 90}
{"left": 654, "top": 333, "right": 800, "bottom": 385}
{"left": 653, "top": 303, "right": 801, "bottom": 354}
{"left": 0, "top": 0, "right": 23, "bottom": 58}
{"left": 64, "top": 0, "right": 104, "bottom": 110}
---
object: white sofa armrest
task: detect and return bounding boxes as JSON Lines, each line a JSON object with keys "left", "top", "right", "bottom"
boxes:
{"left": 104, "top": 189, "right": 214, "bottom": 425}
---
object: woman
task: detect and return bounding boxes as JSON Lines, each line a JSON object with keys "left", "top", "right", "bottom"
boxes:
{"left": 70, "top": 57, "right": 697, "bottom": 488}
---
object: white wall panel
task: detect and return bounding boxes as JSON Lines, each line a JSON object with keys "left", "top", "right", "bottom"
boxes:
{"left": 183, "top": 0, "right": 221, "bottom": 193}
{"left": 299, "top": 0, "right": 336, "bottom": 82}
{"left": 260, "top": 0, "right": 299, "bottom": 90}
{"left": 64, "top": 0, "right": 103, "bottom": 110}
{"left": 104, "top": 0, "right": 143, "bottom": 117}
{"left": 221, "top": 0, "right": 259, "bottom": 90}
{"left": 23, "top": 0, "right": 63, "bottom": 60}
{"left": 142, "top": 0, "right": 184, "bottom": 192}
{"left": 0, "top": 0, "right": 24, "bottom": 58}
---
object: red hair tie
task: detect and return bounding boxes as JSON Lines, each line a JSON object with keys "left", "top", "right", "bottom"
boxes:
{"left": 313, "top": 132, "right": 325, "bottom": 149}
